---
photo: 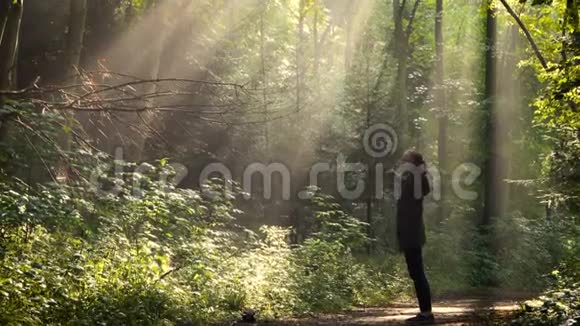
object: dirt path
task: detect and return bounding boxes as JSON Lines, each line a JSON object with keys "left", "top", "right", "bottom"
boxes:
{"left": 255, "top": 297, "right": 523, "bottom": 325}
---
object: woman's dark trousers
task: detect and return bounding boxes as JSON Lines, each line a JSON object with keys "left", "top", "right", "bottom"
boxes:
{"left": 403, "top": 247, "right": 432, "bottom": 313}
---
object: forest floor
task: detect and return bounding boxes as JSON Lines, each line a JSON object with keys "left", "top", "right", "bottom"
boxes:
{"left": 249, "top": 292, "right": 532, "bottom": 325}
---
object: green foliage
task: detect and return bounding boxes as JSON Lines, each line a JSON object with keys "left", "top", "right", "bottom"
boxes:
{"left": 0, "top": 164, "right": 404, "bottom": 324}
{"left": 0, "top": 162, "right": 231, "bottom": 324}
{"left": 512, "top": 271, "right": 579, "bottom": 325}
{"left": 308, "top": 191, "right": 369, "bottom": 247}
{"left": 213, "top": 226, "right": 300, "bottom": 319}
{"left": 534, "top": 60, "right": 580, "bottom": 130}
{"left": 288, "top": 191, "right": 403, "bottom": 312}
{"left": 423, "top": 208, "right": 576, "bottom": 292}
{"left": 293, "top": 238, "right": 358, "bottom": 312}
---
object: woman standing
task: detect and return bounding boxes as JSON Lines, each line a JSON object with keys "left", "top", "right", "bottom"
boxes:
{"left": 396, "top": 150, "right": 434, "bottom": 324}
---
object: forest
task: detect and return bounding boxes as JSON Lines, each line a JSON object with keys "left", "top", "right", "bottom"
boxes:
{"left": 0, "top": 0, "right": 578, "bottom": 325}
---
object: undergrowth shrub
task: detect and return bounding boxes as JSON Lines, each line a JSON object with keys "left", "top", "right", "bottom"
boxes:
{"left": 424, "top": 208, "right": 575, "bottom": 292}
{"left": 511, "top": 270, "right": 579, "bottom": 325}
{"left": 0, "top": 168, "right": 404, "bottom": 325}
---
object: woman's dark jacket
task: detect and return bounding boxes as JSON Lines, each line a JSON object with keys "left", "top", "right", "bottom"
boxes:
{"left": 396, "top": 166, "right": 431, "bottom": 250}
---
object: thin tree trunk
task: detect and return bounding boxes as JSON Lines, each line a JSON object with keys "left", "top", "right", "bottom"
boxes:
{"left": 393, "top": 0, "right": 408, "bottom": 148}
{"left": 435, "top": 0, "right": 447, "bottom": 225}
{"left": 260, "top": 6, "right": 269, "bottom": 152}
{"left": 125, "top": 1, "right": 135, "bottom": 25}
{"left": 365, "top": 44, "right": 374, "bottom": 254}
{"left": 0, "top": 1, "right": 10, "bottom": 52}
{"left": 296, "top": 0, "right": 305, "bottom": 113}
{"left": 565, "top": 0, "right": 580, "bottom": 55}
{"left": 313, "top": 1, "right": 319, "bottom": 92}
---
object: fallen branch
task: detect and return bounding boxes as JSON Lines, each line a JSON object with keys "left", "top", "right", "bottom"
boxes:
{"left": 0, "top": 76, "right": 40, "bottom": 95}
{"left": 70, "top": 77, "right": 245, "bottom": 108}
{"left": 155, "top": 266, "right": 184, "bottom": 284}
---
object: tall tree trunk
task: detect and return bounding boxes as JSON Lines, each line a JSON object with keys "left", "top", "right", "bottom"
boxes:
{"left": 476, "top": 1, "right": 500, "bottom": 288}
{"left": 501, "top": 25, "right": 520, "bottom": 216}
{"left": 393, "top": 0, "right": 408, "bottom": 149}
{"left": 134, "top": 2, "right": 169, "bottom": 161}
{"left": 344, "top": 2, "right": 354, "bottom": 71}
{"left": 435, "top": 0, "right": 447, "bottom": 224}
{"left": 482, "top": 0, "right": 499, "bottom": 226}
{"left": 56, "top": 0, "right": 88, "bottom": 182}
{"left": 65, "top": 0, "right": 88, "bottom": 79}
{"left": 393, "top": 0, "right": 420, "bottom": 150}
{"left": 0, "top": 0, "right": 23, "bottom": 90}
{"left": 0, "top": 0, "right": 24, "bottom": 144}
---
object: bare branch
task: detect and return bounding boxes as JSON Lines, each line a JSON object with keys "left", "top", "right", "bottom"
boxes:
{"left": 499, "top": 0, "right": 548, "bottom": 70}
{"left": 22, "top": 131, "right": 58, "bottom": 183}
{"left": 405, "top": 0, "right": 421, "bottom": 40}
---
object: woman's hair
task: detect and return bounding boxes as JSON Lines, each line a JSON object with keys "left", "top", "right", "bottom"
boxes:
{"left": 400, "top": 149, "right": 425, "bottom": 166}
